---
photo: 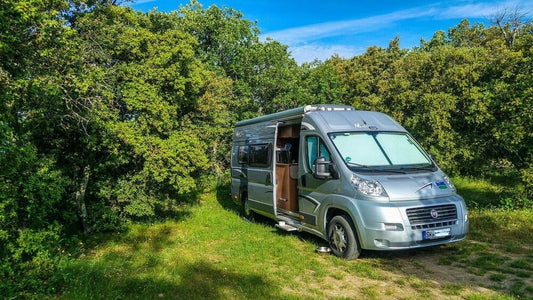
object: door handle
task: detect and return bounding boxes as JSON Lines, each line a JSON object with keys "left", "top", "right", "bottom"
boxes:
{"left": 266, "top": 173, "right": 272, "bottom": 185}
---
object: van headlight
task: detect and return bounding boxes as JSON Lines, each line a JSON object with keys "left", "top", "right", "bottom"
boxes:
{"left": 443, "top": 176, "right": 456, "bottom": 192}
{"left": 351, "top": 175, "right": 388, "bottom": 197}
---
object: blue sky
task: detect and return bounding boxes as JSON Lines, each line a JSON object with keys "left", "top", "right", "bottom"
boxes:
{"left": 130, "top": 0, "right": 532, "bottom": 63}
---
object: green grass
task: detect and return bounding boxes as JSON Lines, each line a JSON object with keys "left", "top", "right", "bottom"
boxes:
{"left": 489, "top": 274, "right": 507, "bottom": 282}
{"left": 443, "top": 283, "right": 464, "bottom": 296}
{"left": 54, "top": 179, "right": 533, "bottom": 299}
{"left": 453, "top": 176, "right": 531, "bottom": 210}
{"left": 453, "top": 176, "right": 504, "bottom": 209}
{"left": 468, "top": 209, "right": 533, "bottom": 248}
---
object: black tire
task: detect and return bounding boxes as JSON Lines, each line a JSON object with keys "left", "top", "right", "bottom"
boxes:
{"left": 241, "top": 193, "right": 255, "bottom": 221}
{"left": 328, "top": 215, "right": 361, "bottom": 259}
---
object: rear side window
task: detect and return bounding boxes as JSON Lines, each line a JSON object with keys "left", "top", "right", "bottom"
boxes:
{"left": 249, "top": 144, "right": 271, "bottom": 167}
{"left": 238, "top": 145, "right": 248, "bottom": 164}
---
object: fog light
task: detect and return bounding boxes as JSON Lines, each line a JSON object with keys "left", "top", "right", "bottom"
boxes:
{"left": 374, "top": 239, "right": 390, "bottom": 248}
{"left": 384, "top": 223, "right": 404, "bottom": 231}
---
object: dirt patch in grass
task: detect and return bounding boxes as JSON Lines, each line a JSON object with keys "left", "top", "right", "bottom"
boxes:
{"left": 284, "top": 240, "right": 531, "bottom": 299}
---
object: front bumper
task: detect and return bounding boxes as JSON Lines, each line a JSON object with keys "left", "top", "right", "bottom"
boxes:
{"left": 354, "top": 195, "right": 469, "bottom": 250}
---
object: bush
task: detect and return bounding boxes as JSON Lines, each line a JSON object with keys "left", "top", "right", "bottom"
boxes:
{"left": 0, "top": 226, "right": 66, "bottom": 298}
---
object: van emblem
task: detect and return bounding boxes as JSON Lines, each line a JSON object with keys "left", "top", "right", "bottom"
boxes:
{"left": 430, "top": 209, "right": 438, "bottom": 219}
{"left": 435, "top": 181, "right": 448, "bottom": 189}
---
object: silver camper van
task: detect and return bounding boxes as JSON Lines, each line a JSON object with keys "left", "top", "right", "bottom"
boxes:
{"left": 231, "top": 105, "right": 468, "bottom": 259}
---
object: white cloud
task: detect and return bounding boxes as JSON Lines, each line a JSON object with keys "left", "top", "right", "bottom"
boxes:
{"left": 436, "top": 0, "right": 532, "bottom": 19}
{"left": 438, "top": 3, "right": 503, "bottom": 19}
{"left": 262, "top": 0, "right": 531, "bottom": 46}
{"left": 263, "top": 6, "right": 436, "bottom": 45}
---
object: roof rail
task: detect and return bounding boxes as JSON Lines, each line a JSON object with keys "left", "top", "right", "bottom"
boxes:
{"left": 303, "top": 105, "right": 355, "bottom": 112}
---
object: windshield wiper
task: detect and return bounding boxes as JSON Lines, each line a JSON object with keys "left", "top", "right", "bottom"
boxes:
{"left": 347, "top": 162, "right": 406, "bottom": 174}
{"left": 346, "top": 162, "right": 369, "bottom": 168}
{"left": 399, "top": 166, "right": 436, "bottom": 172}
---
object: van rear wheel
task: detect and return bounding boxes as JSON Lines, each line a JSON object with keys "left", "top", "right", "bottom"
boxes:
{"left": 328, "top": 215, "right": 361, "bottom": 259}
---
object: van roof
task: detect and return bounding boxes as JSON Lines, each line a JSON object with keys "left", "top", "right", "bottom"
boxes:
{"left": 306, "top": 109, "right": 407, "bottom": 132}
{"left": 235, "top": 105, "right": 406, "bottom": 132}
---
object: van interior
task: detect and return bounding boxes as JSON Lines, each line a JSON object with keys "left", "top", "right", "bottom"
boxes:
{"left": 276, "top": 123, "right": 301, "bottom": 213}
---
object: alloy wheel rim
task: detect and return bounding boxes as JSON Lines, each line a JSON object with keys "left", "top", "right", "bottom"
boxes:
{"left": 332, "top": 224, "right": 347, "bottom": 252}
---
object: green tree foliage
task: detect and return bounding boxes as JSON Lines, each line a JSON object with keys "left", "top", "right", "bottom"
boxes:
{"left": 299, "top": 58, "right": 346, "bottom": 106}
{"left": 330, "top": 18, "right": 531, "bottom": 198}
{"left": 0, "top": 0, "right": 73, "bottom": 295}
{"left": 1, "top": 0, "right": 305, "bottom": 295}
{"left": 72, "top": 5, "right": 214, "bottom": 220}
{"left": 176, "top": 1, "right": 303, "bottom": 115}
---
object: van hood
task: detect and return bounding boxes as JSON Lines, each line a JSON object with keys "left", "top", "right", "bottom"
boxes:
{"left": 373, "top": 171, "right": 455, "bottom": 201}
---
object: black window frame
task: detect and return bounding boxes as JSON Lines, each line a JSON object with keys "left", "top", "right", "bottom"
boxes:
{"left": 305, "top": 135, "right": 332, "bottom": 171}
{"left": 249, "top": 143, "right": 272, "bottom": 167}
{"left": 238, "top": 145, "right": 249, "bottom": 164}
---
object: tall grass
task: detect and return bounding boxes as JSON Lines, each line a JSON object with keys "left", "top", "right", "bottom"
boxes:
{"left": 453, "top": 176, "right": 531, "bottom": 210}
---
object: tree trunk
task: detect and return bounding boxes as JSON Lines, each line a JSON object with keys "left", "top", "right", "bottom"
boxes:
{"left": 76, "top": 165, "right": 91, "bottom": 233}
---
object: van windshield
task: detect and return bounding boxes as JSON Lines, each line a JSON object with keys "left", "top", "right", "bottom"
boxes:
{"left": 329, "top": 132, "right": 435, "bottom": 172}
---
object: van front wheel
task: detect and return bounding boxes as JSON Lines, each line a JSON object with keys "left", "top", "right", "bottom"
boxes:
{"left": 328, "top": 215, "right": 361, "bottom": 259}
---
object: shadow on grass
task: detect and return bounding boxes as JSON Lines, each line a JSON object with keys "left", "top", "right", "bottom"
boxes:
{"left": 215, "top": 181, "right": 329, "bottom": 250}
{"left": 215, "top": 181, "right": 240, "bottom": 213}
{"left": 63, "top": 259, "right": 278, "bottom": 299}
{"left": 362, "top": 244, "right": 446, "bottom": 259}
{"left": 83, "top": 210, "right": 193, "bottom": 251}
{"left": 214, "top": 180, "right": 275, "bottom": 228}
{"left": 63, "top": 210, "right": 281, "bottom": 299}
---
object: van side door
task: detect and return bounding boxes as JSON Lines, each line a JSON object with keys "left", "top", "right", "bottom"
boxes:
{"left": 298, "top": 134, "right": 338, "bottom": 228}
{"left": 246, "top": 142, "right": 276, "bottom": 216}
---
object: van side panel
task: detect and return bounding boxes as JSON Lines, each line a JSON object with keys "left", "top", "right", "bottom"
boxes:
{"left": 231, "top": 122, "right": 277, "bottom": 218}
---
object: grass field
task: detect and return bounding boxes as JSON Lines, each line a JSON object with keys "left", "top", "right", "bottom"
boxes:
{"left": 55, "top": 178, "right": 532, "bottom": 299}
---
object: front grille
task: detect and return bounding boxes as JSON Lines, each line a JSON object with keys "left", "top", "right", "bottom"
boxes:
{"left": 406, "top": 204, "right": 457, "bottom": 229}
{"left": 411, "top": 220, "right": 457, "bottom": 230}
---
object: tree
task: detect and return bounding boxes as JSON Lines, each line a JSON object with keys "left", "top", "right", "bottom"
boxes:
{"left": 448, "top": 19, "right": 486, "bottom": 48}
{"left": 300, "top": 58, "right": 346, "bottom": 106}
{"left": 491, "top": 7, "right": 531, "bottom": 48}
{"left": 175, "top": 1, "right": 302, "bottom": 116}
{"left": 0, "top": 0, "right": 74, "bottom": 295}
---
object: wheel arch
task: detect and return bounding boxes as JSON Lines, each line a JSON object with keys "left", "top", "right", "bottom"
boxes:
{"left": 325, "top": 206, "right": 362, "bottom": 246}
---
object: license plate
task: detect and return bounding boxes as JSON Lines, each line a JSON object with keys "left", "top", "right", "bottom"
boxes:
{"left": 422, "top": 228, "right": 451, "bottom": 240}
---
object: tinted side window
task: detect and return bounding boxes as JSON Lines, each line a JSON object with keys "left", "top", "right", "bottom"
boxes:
{"left": 306, "top": 136, "right": 331, "bottom": 170}
{"left": 238, "top": 145, "right": 248, "bottom": 164}
{"left": 249, "top": 144, "right": 271, "bottom": 167}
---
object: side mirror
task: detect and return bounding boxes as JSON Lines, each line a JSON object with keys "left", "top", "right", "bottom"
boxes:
{"left": 313, "top": 157, "right": 339, "bottom": 180}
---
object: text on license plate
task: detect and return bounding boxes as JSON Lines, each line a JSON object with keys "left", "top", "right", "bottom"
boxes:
{"left": 422, "top": 228, "right": 451, "bottom": 240}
